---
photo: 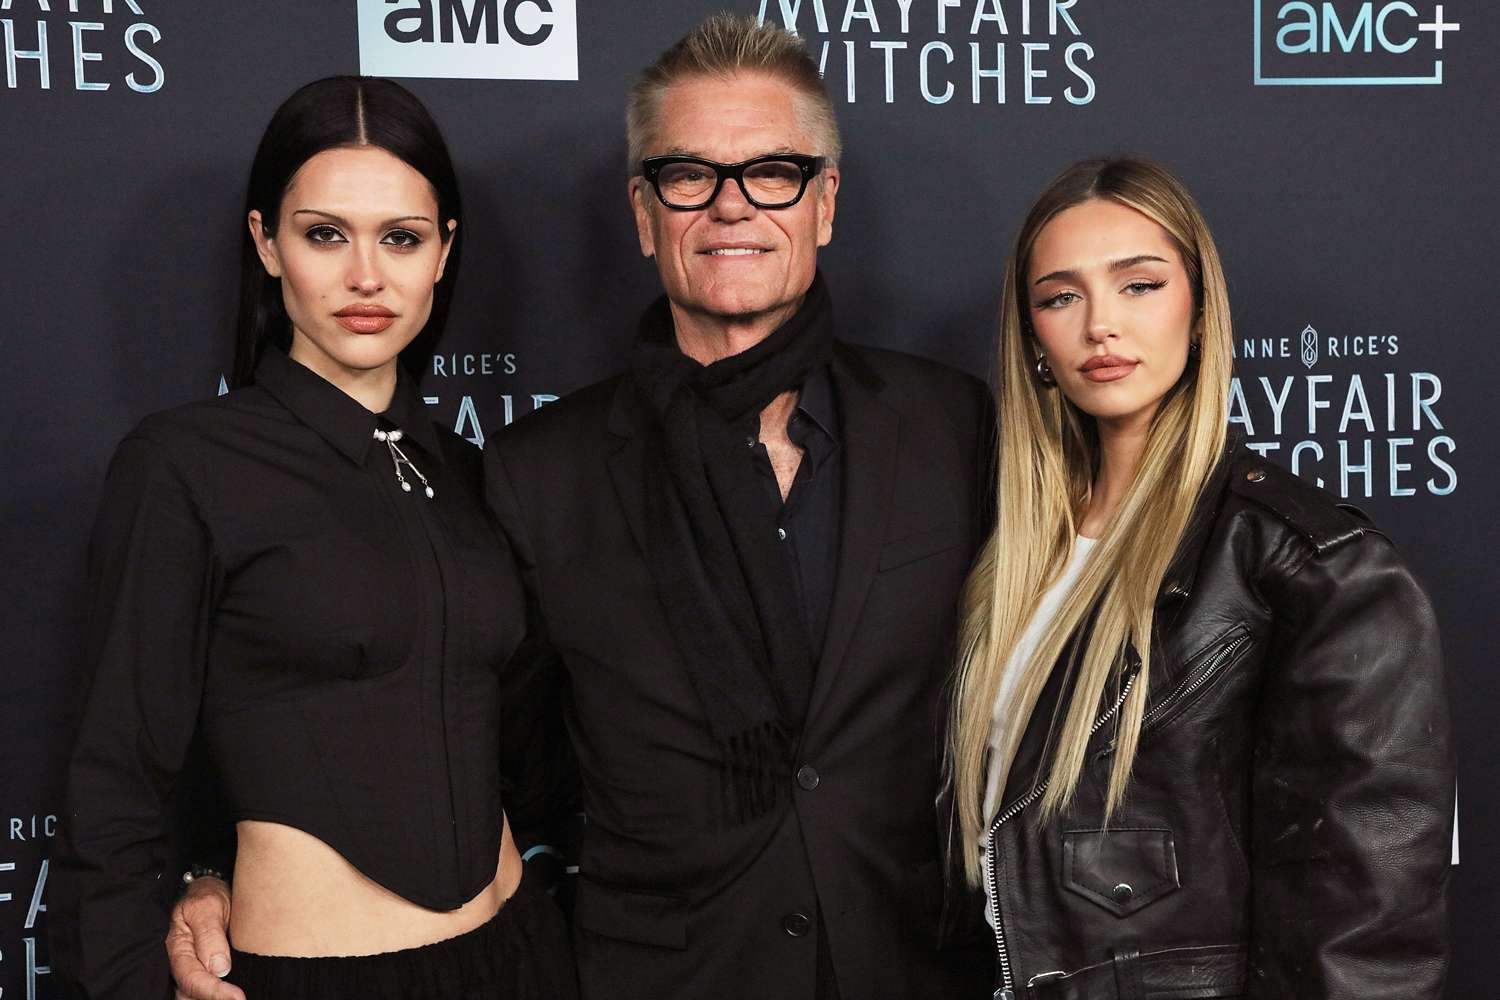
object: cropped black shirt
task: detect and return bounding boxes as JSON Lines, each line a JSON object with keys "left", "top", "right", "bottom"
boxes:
{"left": 52, "top": 349, "right": 526, "bottom": 998}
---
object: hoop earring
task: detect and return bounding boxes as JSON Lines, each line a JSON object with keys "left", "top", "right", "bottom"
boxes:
{"left": 1034, "top": 355, "right": 1057, "bottom": 387}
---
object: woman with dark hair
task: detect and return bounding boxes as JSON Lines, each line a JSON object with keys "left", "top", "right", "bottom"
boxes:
{"left": 944, "top": 158, "right": 1452, "bottom": 998}
{"left": 51, "top": 76, "right": 577, "bottom": 1000}
{"left": 229, "top": 77, "right": 464, "bottom": 389}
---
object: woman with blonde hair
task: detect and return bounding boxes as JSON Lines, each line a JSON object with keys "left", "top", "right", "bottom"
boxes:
{"left": 945, "top": 157, "right": 1452, "bottom": 999}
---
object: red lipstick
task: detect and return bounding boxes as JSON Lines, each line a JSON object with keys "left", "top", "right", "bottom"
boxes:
{"left": 334, "top": 303, "right": 396, "bottom": 334}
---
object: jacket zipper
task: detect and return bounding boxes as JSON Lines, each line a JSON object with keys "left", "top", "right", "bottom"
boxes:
{"left": 984, "top": 631, "right": 1250, "bottom": 997}
{"left": 985, "top": 671, "right": 1138, "bottom": 999}
{"left": 1139, "top": 632, "right": 1249, "bottom": 732}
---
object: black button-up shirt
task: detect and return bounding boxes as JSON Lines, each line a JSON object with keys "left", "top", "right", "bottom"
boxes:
{"left": 51, "top": 349, "right": 525, "bottom": 998}
{"left": 752, "top": 365, "right": 842, "bottom": 657}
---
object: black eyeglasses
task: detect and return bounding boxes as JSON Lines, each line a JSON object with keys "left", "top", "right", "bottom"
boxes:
{"left": 639, "top": 154, "right": 826, "bottom": 210}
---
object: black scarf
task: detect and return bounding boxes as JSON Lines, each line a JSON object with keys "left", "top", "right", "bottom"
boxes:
{"left": 630, "top": 273, "right": 834, "bottom": 826}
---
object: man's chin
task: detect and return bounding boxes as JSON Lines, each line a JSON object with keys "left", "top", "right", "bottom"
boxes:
{"left": 687, "top": 295, "right": 778, "bottom": 321}
{"left": 694, "top": 285, "right": 807, "bottom": 321}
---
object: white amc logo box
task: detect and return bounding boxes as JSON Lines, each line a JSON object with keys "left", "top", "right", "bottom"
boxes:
{"left": 357, "top": 0, "right": 578, "bottom": 81}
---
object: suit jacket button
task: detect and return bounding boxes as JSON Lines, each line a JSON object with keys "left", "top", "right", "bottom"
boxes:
{"left": 796, "top": 764, "right": 820, "bottom": 790}
{"left": 782, "top": 911, "right": 812, "bottom": 937}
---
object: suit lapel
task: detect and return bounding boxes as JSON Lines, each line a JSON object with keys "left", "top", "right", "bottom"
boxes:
{"left": 804, "top": 346, "right": 899, "bottom": 727}
{"left": 605, "top": 379, "right": 650, "bottom": 555}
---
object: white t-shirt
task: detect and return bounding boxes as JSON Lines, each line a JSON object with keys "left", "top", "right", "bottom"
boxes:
{"left": 981, "top": 535, "right": 1096, "bottom": 927}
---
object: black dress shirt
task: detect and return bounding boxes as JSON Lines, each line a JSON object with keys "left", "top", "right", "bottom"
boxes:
{"left": 751, "top": 364, "right": 842, "bottom": 659}
{"left": 749, "top": 364, "right": 844, "bottom": 1000}
{"left": 50, "top": 349, "right": 526, "bottom": 999}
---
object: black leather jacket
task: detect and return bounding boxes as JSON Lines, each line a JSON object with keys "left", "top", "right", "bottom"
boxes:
{"left": 946, "top": 444, "right": 1454, "bottom": 999}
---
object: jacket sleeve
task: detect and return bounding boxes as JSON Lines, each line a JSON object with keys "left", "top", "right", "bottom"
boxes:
{"left": 50, "top": 430, "right": 218, "bottom": 1000}
{"left": 484, "top": 439, "right": 582, "bottom": 905}
{"left": 1248, "top": 529, "right": 1453, "bottom": 998}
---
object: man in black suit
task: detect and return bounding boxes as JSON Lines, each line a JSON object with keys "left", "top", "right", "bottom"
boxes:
{"left": 486, "top": 15, "right": 992, "bottom": 999}
{"left": 167, "top": 14, "right": 990, "bottom": 1000}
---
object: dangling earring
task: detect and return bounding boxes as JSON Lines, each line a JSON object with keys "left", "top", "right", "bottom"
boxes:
{"left": 1033, "top": 354, "right": 1057, "bottom": 387}
{"left": 1189, "top": 340, "right": 1201, "bottom": 359}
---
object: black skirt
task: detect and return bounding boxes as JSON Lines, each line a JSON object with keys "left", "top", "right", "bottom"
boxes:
{"left": 225, "top": 866, "right": 578, "bottom": 999}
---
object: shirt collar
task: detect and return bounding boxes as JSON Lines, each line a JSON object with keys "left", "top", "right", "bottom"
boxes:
{"left": 254, "top": 349, "right": 444, "bottom": 466}
{"left": 379, "top": 368, "right": 445, "bottom": 464}
{"left": 794, "top": 363, "right": 840, "bottom": 445}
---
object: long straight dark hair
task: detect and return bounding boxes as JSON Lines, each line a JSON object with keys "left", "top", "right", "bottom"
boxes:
{"left": 231, "top": 76, "right": 464, "bottom": 388}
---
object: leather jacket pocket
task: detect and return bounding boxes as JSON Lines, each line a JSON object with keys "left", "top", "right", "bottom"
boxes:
{"left": 1062, "top": 828, "right": 1180, "bottom": 917}
{"left": 574, "top": 877, "right": 689, "bottom": 950}
{"left": 1141, "top": 626, "right": 1252, "bottom": 736}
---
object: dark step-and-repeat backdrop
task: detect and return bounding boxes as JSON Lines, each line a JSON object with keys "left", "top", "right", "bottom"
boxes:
{"left": 3, "top": 2, "right": 1495, "bottom": 996}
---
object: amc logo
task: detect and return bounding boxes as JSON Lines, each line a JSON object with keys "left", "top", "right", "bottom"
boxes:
{"left": 357, "top": 0, "right": 578, "bottom": 81}
{"left": 1253, "top": 1, "right": 1461, "bottom": 86}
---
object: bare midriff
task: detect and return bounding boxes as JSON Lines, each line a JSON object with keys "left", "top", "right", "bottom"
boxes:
{"left": 227, "top": 815, "right": 522, "bottom": 957}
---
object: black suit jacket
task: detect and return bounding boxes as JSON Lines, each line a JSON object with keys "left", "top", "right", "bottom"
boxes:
{"left": 486, "top": 340, "right": 993, "bottom": 1000}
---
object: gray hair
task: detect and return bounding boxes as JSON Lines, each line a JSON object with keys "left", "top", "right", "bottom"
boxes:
{"left": 625, "top": 13, "right": 842, "bottom": 174}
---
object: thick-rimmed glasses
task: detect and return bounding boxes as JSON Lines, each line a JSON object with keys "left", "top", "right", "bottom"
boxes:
{"left": 639, "top": 154, "right": 826, "bottom": 210}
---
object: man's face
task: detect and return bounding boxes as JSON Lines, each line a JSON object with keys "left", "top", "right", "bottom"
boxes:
{"left": 630, "top": 71, "right": 839, "bottom": 328}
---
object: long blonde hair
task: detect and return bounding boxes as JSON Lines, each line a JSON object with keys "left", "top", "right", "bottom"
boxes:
{"left": 948, "top": 158, "right": 1233, "bottom": 885}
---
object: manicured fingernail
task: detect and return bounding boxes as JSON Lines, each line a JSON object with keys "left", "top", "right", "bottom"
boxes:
{"left": 210, "top": 955, "right": 230, "bottom": 977}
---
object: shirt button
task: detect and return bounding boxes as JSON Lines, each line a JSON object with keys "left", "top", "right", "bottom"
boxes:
{"left": 796, "top": 764, "right": 820, "bottom": 790}
{"left": 777, "top": 527, "right": 787, "bottom": 541}
{"left": 782, "top": 911, "right": 812, "bottom": 937}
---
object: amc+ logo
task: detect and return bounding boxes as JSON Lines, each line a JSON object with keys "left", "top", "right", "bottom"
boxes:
{"left": 1254, "top": 1, "right": 1461, "bottom": 86}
